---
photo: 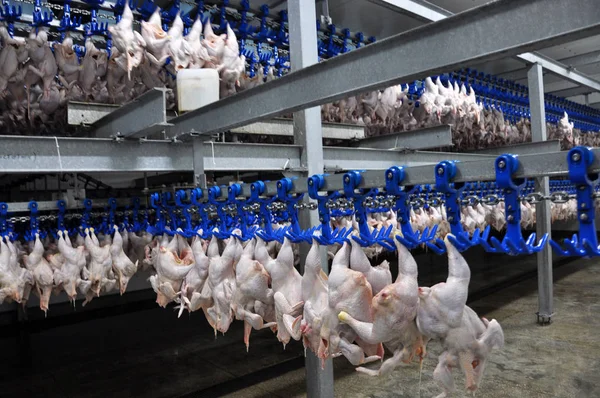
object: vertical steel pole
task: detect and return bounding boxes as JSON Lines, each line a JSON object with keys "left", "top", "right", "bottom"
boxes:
{"left": 192, "top": 137, "right": 207, "bottom": 189}
{"left": 288, "top": 0, "right": 334, "bottom": 396}
{"left": 528, "top": 63, "right": 554, "bottom": 324}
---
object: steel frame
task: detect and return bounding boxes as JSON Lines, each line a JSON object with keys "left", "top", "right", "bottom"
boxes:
{"left": 377, "top": 0, "right": 600, "bottom": 95}
{"left": 1, "top": 1, "right": 599, "bottom": 394}
{"left": 165, "top": 0, "right": 600, "bottom": 137}
{"left": 0, "top": 135, "right": 498, "bottom": 174}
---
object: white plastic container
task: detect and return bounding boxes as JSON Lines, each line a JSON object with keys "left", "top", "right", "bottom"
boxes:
{"left": 177, "top": 69, "right": 220, "bottom": 113}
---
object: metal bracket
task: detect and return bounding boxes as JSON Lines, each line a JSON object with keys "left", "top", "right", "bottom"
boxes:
{"left": 69, "top": 88, "right": 172, "bottom": 139}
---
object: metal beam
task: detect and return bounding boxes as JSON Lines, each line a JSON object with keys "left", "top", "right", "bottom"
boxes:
{"left": 579, "top": 93, "right": 600, "bottom": 105}
{"left": 0, "top": 136, "right": 462, "bottom": 174}
{"left": 472, "top": 140, "right": 561, "bottom": 156}
{"left": 192, "top": 137, "right": 207, "bottom": 188}
{"left": 68, "top": 102, "right": 118, "bottom": 125}
{"left": 384, "top": 0, "right": 600, "bottom": 94}
{"left": 289, "top": 0, "right": 335, "bottom": 393}
{"left": 4, "top": 198, "right": 133, "bottom": 213}
{"left": 166, "top": 0, "right": 600, "bottom": 137}
{"left": 498, "top": 51, "right": 600, "bottom": 81}
{"left": 0, "top": 136, "right": 301, "bottom": 173}
{"left": 517, "top": 52, "right": 600, "bottom": 93}
{"left": 528, "top": 63, "right": 554, "bottom": 324}
{"left": 551, "top": 85, "right": 596, "bottom": 97}
{"left": 544, "top": 72, "right": 600, "bottom": 94}
{"left": 230, "top": 118, "right": 365, "bottom": 140}
{"left": 69, "top": 88, "right": 172, "bottom": 138}
{"left": 367, "top": 0, "right": 451, "bottom": 22}
{"left": 238, "top": 148, "right": 585, "bottom": 198}
{"left": 560, "top": 51, "right": 600, "bottom": 67}
{"left": 355, "top": 125, "right": 452, "bottom": 150}
{"left": 322, "top": 148, "right": 493, "bottom": 171}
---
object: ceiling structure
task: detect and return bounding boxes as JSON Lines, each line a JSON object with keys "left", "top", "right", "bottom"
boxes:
{"left": 293, "top": 0, "right": 600, "bottom": 109}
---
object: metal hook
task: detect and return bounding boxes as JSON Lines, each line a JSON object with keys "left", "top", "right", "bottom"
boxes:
{"left": 276, "top": 177, "right": 312, "bottom": 243}
{"left": 308, "top": 174, "right": 351, "bottom": 246}
{"left": 208, "top": 186, "right": 232, "bottom": 239}
{"left": 550, "top": 146, "right": 598, "bottom": 256}
{"left": 480, "top": 154, "right": 548, "bottom": 255}
{"left": 343, "top": 170, "right": 394, "bottom": 251}
{"left": 385, "top": 166, "right": 437, "bottom": 249}
{"left": 428, "top": 160, "right": 484, "bottom": 254}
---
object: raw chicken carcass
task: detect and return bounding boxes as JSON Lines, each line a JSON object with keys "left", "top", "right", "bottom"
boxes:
{"left": 433, "top": 308, "right": 504, "bottom": 397}
{"left": 416, "top": 235, "right": 470, "bottom": 340}
{"left": 256, "top": 237, "right": 303, "bottom": 347}
{"left": 53, "top": 35, "right": 80, "bottom": 84}
{"left": 184, "top": 16, "right": 211, "bottom": 68}
{"left": 53, "top": 230, "right": 87, "bottom": 304}
{"left": 178, "top": 235, "right": 209, "bottom": 314}
{"left": 203, "top": 234, "right": 238, "bottom": 334}
{"left": 107, "top": 1, "right": 146, "bottom": 79}
{"left": 338, "top": 238, "right": 425, "bottom": 376}
{"left": 231, "top": 238, "right": 276, "bottom": 350}
{"left": 127, "top": 230, "right": 154, "bottom": 271}
{"left": 80, "top": 228, "right": 117, "bottom": 305}
{"left": 293, "top": 240, "right": 330, "bottom": 357}
{"left": 320, "top": 242, "right": 383, "bottom": 366}
{"left": 149, "top": 232, "right": 194, "bottom": 307}
{"left": 0, "top": 236, "right": 33, "bottom": 305}
{"left": 202, "top": 22, "right": 226, "bottom": 66}
{"left": 349, "top": 238, "right": 391, "bottom": 294}
{"left": 23, "top": 233, "right": 54, "bottom": 314}
{"left": 167, "top": 13, "right": 193, "bottom": 71}
{"left": 110, "top": 226, "right": 138, "bottom": 295}
{"left": 78, "top": 39, "right": 108, "bottom": 100}
{"left": 140, "top": 8, "right": 170, "bottom": 66}
{"left": 417, "top": 235, "right": 504, "bottom": 397}
{"left": 27, "top": 30, "right": 58, "bottom": 100}
{"left": 0, "top": 27, "right": 22, "bottom": 91}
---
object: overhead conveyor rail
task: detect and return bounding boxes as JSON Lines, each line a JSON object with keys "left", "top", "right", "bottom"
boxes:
{"left": 379, "top": 0, "right": 600, "bottom": 97}
{"left": 165, "top": 0, "right": 600, "bottom": 137}
{"left": 233, "top": 148, "right": 600, "bottom": 198}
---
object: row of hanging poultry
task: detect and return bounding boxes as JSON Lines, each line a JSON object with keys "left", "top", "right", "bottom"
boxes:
{"left": 0, "top": 2, "right": 246, "bottom": 135}
{"left": 0, "top": 1, "right": 593, "bottom": 153}
{"left": 3, "top": 178, "right": 597, "bottom": 393}
{"left": 320, "top": 76, "right": 598, "bottom": 151}
{"left": 1, "top": 217, "right": 503, "bottom": 398}
{"left": 0, "top": 193, "right": 585, "bottom": 314}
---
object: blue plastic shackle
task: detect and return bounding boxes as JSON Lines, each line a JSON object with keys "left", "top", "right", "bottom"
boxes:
{"left": 550, "top": 147, "right": 599, "bottom": 256}
{"left": 343, "top": 170, "right": 394, "bottom": 251}
{"left": 428, "top": 160, "right": 484, "bottom": 254}
{"left": 384, "top": 166, "right": 437, "bottom": 249}
{"left": 480, "top": 154, "right": 547, "bottom": 255}
{"left": 307, "top": 174, "right": 350, "bottom": 245}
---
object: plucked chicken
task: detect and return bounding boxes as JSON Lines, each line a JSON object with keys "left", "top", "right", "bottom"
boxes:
{"left": 256, "top": 237, "right": 303, "bottom": 347}
{"left": 319, "top": 242, "right": 383, "bottom": 366}
{"left": 338, "top": 238, "right": 425, "bottom": 376}
{"left": 148, "top": 232, "right": 194, "bottom": 307}
{"left": 417, "top": 235, "right": 504, "bottom": 397}
{"left": 23, "top": 233, "right": 54, "bottom": 314}
{"left": 110, "top": 226, "right": 138, "bottom": 295}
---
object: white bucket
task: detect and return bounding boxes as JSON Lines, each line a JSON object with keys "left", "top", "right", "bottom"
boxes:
{"left": 177, "top": 68, "right": 220, "bottom": 113}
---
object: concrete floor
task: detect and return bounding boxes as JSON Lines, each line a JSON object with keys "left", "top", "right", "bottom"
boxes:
{"left": 220, "top": 257, "right": 600, "bottom": 398}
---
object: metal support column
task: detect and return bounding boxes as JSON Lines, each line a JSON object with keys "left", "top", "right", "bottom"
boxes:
{"left": 288, "top": 0, "right": 334, "bottom": 395}
{"left": 192, "top": 137, "right": 207, "bottom": 188}
{"left": 528, "top": 63, "right": 554, "bottom": 324}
